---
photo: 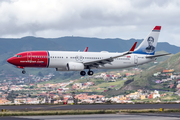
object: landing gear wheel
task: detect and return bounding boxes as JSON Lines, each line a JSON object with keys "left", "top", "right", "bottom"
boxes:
{"left": 88, "top": 71, "right": 94, "bottom": 76}
{"left": 22, "top": 70, "right": 26, "bottom": 74}
{"left": 80, "top": 71, "right": 86, "bottom": 76}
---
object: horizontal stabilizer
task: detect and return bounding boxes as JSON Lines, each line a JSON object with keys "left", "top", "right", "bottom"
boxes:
{"left": 146, "top": 53, "right": 171, "bottom": 58}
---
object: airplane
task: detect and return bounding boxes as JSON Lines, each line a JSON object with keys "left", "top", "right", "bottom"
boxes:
{"left": 7, "top": 26, "right": 170, "bottom": 76}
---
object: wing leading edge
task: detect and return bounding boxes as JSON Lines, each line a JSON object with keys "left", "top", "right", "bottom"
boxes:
{"left": 83, "top": 42, "right": 137, "bottom": 69}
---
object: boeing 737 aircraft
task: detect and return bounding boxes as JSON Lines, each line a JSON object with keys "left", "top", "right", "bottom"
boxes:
{"left": 7, "top": 26, "right": 170, "bottom": 76}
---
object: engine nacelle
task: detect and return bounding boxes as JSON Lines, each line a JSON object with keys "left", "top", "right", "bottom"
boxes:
{"left": 66, "top": 62, "right": 84, "bottom": 71}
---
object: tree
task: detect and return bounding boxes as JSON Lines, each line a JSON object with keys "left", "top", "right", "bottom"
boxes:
{"left": 7, "top": 90, "right": 16, "bottom": 102}
{"left": 30, "top": 86, "right": 35, "bottom": 89}
{"left": 38, "top": 72, "right": 44, "bottom": 77}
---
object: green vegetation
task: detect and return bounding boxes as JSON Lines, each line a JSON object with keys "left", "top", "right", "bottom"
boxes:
{"left": 96, "top": 80, "right": 125, "bottom": 89}
{"left": 68, "top": 77, "right": 127, "bottom": 93}
{"left": 0, "top": 110, "right": 117, "bottom": 116}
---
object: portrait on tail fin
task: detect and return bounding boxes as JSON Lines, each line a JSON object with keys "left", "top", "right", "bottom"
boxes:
{"left": 145, "top": 36, "right": 155, "bottom": 53}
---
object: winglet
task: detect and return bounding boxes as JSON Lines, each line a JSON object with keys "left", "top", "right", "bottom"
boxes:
{"left": 130, "top": 42, "right": 137, "bottom": 52}
{"left": 113, "top": 42, "right": 137, "bottom": 58}
{"left": 84, "top": 47, "right": 88, "bottom": 52}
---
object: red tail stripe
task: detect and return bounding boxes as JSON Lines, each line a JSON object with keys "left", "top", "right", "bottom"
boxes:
{"left": 153, "top": 26, "right": 161, "bottom": 31}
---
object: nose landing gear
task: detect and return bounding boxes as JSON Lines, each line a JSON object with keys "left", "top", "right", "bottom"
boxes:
{"left": 22, "top": 70, "right": 26, "bottom": 74}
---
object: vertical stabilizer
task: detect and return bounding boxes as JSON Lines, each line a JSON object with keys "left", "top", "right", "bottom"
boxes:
{"left": 133, "top": 26, "right": 161, "bottom": 55}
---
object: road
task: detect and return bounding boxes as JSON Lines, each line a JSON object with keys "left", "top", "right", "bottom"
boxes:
{"left": 1, "top": 113, "right": 180, "bottom": 120}
{"left": 0, "top": 104, "right": 180, "bottom": 110}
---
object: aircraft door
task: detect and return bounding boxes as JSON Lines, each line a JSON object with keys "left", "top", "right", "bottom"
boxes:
{"left": 134, "top": 55, "right": 138, "bottom": 64}
{"left": 27, "top": 52, "right": 32, "bottom": 61}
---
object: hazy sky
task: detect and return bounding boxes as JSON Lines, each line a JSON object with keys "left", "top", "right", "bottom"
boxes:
{"left": 0, "top": 0, "right": 180, "bottom": 46}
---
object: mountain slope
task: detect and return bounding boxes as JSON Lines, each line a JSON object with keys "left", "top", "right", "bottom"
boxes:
{"left": 103, "top": 52, "right": 180, "bottom": 96}
{"left": 1, "top": 36, "right": 180, "bottom": 54}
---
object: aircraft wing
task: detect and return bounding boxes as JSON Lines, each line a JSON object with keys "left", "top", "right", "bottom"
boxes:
{"left": 83, "top": 42, "right": 137, "bottom": 68}
{"left": 146, "top": 53, "right": 171, "bottom": 58}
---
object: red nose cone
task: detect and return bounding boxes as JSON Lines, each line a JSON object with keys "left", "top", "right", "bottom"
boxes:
{"left": 7, "top": 57, "right": 14, "bottom": 65}
{"left": 7, "top": 58, "right": 11, "bottom": 63}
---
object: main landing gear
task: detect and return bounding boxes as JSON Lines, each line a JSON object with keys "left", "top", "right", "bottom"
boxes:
{"left": 80, "top": 70, "right": 94, "bottom": 76}
{"left": 80, "top": 71, "right": 86, "bottom": 76}
{"left": 88, "top": 70, "right": 93, "bottom": 76}
{"left": 22, "top": 69, "right": 26, "bottom": 74}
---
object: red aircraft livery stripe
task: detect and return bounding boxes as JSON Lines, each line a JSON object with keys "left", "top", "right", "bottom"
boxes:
{"left": 152, "top": 26, "right": 161, "bottom": 32}
{"left": 16, "top": 51, "right": 49, "bottom": 67}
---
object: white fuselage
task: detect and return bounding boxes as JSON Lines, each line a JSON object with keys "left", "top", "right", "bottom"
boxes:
{"left": 48, "top": 51, "right": 155, "bottom": 70}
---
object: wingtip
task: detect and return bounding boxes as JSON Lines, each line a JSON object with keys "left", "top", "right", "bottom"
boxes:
{"left": 84, "top": 47, "right": 88, "bottom": 52}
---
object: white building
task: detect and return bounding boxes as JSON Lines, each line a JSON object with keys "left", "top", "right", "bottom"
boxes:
{"left": 153, "top": 90, "right": 160, "bottom": 99}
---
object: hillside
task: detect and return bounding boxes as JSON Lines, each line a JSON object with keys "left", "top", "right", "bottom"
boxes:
{"left": 103, "top": 52, "right": 180, "bottom": 96}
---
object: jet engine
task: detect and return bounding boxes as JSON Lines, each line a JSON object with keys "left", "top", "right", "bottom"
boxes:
{"left": 66, "top": 62, "right": 84, "bottom": 71}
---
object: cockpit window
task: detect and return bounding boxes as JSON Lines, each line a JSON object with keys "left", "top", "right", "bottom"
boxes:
{"left": 13, "top": 55, "right": 21, "bottom": 57}
{"left": 17, "top": 55, "right": 21, "bottom": 57}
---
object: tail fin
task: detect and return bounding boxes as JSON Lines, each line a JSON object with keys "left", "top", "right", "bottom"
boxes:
{"left": 133, "top": 26, "right": 161, "bottom": 55}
